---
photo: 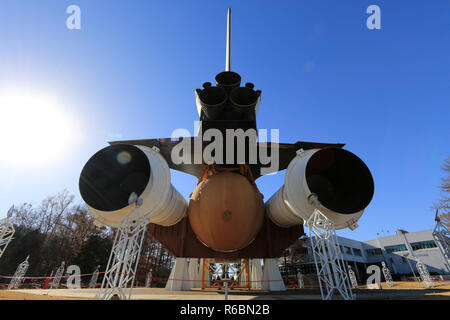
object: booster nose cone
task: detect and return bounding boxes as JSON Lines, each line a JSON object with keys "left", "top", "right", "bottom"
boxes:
{"left": 188, "top": 171, "right": 264, "bottom": 252}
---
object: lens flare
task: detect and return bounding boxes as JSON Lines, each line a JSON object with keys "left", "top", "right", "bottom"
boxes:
{"left": 116, "top": 151, "right": 132, "bottom": 165}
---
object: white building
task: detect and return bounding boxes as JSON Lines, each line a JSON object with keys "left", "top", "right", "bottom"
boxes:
{"left": 280, "top": 229, "right": 450, "bottom": 282}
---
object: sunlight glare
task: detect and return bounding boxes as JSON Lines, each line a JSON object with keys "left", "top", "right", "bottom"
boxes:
{"left": 0, "top": 89, "right": 75, "bottom": 166}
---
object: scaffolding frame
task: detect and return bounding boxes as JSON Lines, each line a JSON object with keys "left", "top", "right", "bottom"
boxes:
{"left": 347, "top": 266, "right": 358, "bottom": 289}
{"left": 381, "top": 261, "right": 394, "bottom": 288}
{"left": 8, "top": 255, "right": 30, "bottom": 290}
{"left": 201, "top": 259, "right": 251, "bottom": 290}
{"left": 89, "top": 265, "right": 100, "bottom": 288}
{"left": 99, "top": 195, "right": 148, "bottom": 300}
{"left": 432, "top": 209, "right": 450, "bottom": 273}
{"left": 416, "top": 257, "right": 434, "bottom": 289}
{"left": 306, "top": 201, "right": 355, "bottom": 300}
{"left": 0, "top": 206, "right": 15, "bottom": 260}
{"left": 49, "top": 261, "right": 66, "bottom": 289}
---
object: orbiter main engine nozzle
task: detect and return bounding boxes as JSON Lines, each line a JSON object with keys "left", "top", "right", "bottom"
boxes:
{"left": 79, "top": 144, "right": 188, "bottom": 228}
{"left": 215, "top": 71, "right": 241, "bottom": 93}
{"left": 230, "top": 82, "right": 261, "bottom": 119}
{"left": 266, "top": 148, "right": 374, "bottom": 230}
{"left": 196, "top": 82, "right": 227, "bottom": 120}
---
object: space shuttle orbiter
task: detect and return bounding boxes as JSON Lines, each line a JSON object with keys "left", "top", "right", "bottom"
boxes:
{"left": 79, "top": 9, "right": 374, "bottom": 258}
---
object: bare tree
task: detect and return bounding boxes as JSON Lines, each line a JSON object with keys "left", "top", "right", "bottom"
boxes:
{"left": 5, "top": 190, "right": 112, "bottom": 278}
{"left": 433, "top": 156, "right": 450, "bottom": 213}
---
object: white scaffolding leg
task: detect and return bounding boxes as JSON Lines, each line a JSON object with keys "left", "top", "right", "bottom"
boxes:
{"left": 381, "top": 261, "right": 394, "bottom": 288}
{"left": 347, "top": 267, "right": 358, "bottom": 289}
{"left": 297, "top": 271, "right": 305, "bottom": 289}
{"left": 0, "top": 206, "right": 16, "bottom": 260}
{"left": 8, "top": 255, "right": 30, "bottom": 290}
{"left": 89, "top": 265, "right": 101, "bottom": 288}
{"left": 306, "top": 198, "right": 355, "bottom": 300}
{"left": 416, "top": 258, "right": 434, "bottom": 289}
{"left": 99, "top": 196, "right": 148, "bottom": 300}
{"left": 50, "top": 261, "right": 66, "bottom": 289}
{"left": 145, "top": 271, "right": 153, "bottom": 288}
{"left": 432, "top": 209, "right": 450, "bottom": 273}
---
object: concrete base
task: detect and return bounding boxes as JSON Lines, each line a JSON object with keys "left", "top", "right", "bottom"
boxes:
{"left": 251, "top": 259, "right": 263, "bottom": 289}
{"left": 261, "top": 258, "right": 286, "bottom": 291}
{"left": 366, "top": 283, "right": 382, "bottom": 290}
{"left": 165, "top": 258, "right": 190, "bottom": 291}
{"left": 188, "top": 258, "right": 200, "bottom": 289}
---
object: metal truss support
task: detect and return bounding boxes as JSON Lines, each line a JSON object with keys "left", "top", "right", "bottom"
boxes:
{"left": 8, "top": 255, "right": 30, "bottom": 290}
{"left": 306, "top": 194, "right": 355, "bottom": 300}
{"left": 99, "top": 194, "right": 148, "bottom": 300}
{"left": 347, "top": 267, "right": 358, "bottom": 289}
{"left": 381, "top": 261, "right": 394, "bottom": 288}
{"left": 416, "top": 258, "right": 434, "bottom": 289}
{"left": 89, "top": 265, "right": 101, "bottom": 288}
{"left": 201, "top": 258, "right": 251, "bottom": 290}
{"left": 432, "top": 209, "right": 450, "bottom": 273}
{"left": 0, "top": 206, "right": 16, "bottom": 260}
{"left": 50, "top": 261, "right": 66, "bottom": 288}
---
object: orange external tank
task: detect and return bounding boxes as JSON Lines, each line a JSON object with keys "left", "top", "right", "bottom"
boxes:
{"left": 188, "top": 171, "right": 265, "bottom": 252}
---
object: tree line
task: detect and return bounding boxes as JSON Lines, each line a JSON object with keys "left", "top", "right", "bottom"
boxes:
{"left": 0, "top": 190, "right": 174, "bottom": 288}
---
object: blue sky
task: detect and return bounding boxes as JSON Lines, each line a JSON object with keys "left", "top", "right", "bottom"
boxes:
{"left": 0, "top": 1, "right": 448, "bottom": 241}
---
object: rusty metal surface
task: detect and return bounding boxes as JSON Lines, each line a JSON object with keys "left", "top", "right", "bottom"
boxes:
{"left": 147, "top": 215, "right": 304, "bottom": 259}
{"left": 188, "top": 171, "right": 264, "bottom": 252}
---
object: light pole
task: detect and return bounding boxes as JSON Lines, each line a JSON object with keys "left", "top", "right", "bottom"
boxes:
{"left": 403, "top": 253, "right": 418, "bottom": 281}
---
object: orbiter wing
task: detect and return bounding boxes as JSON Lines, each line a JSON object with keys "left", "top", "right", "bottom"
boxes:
{"left": 108, "top": 137, "right": 345, "bottom": 179}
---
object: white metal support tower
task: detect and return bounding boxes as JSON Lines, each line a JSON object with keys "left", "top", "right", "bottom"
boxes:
{"left": 8, "top": 255, "right": 30, "bottom": 290}
{"left": 347, "top": 267, "right": 358, "bottom": 289}
{"left": 306, "top": 194, "right": 355, "bottom": 300}
{"left": 99, "top": 193, "right": 148, "bottom": 300}
{"left": 415, "top": 258, "right": 434, "bottom": 288}
{"left": 50, "top": 261, "right": 65, "bottom": 289}
{"left": 0, "top": 206, "right": 16, "bottom": 260}
{"left": 145, "top": 271, "right": 152, "bottom": 288}
{"left": 89, "top": 265, "right": 100, "bottom": 288}
{"left": 296, "top": 271, "right": 304, "bottom": 289}
{"left": 432, "top": 209, "right": 450, "bottom": 272}
{"left": 381, "top": 261, "right": 394, "bottom": 288}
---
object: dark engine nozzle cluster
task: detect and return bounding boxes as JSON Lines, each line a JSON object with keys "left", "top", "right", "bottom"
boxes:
{"left": 195, "top": 71, "right": 261, "bottom": 120}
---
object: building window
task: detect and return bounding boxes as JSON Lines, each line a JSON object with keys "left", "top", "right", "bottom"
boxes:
{"left": 353, "top": 248, "right": 362, "bottom": 256}
{"left": 366, "top": 248, "right": 382, "bottom": 256}
{"left": 343, "top": 246, "right": 353, "bottom": 255}
{"left": 411, "top": 240, "right": 437, "bottom": 251}
{"left": 384, "top": 244, "right": 407, "bottom": 253}
{"left": 298, "top": 263, "right": 316, "bottom": 275}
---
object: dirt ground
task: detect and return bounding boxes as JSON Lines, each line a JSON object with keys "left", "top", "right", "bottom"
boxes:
{"left": 0, "top": 281, "right": 448, "bottom": 300}
{"left": 366, "top": 281, "right": 450, "bottom": 300}
{"left": 0, "top": 290, "right": 92, "bottom": 300}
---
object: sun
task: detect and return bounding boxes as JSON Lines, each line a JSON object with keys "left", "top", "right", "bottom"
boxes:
{"left": 0, "top": 89, "right": 75, "bottom": 166}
